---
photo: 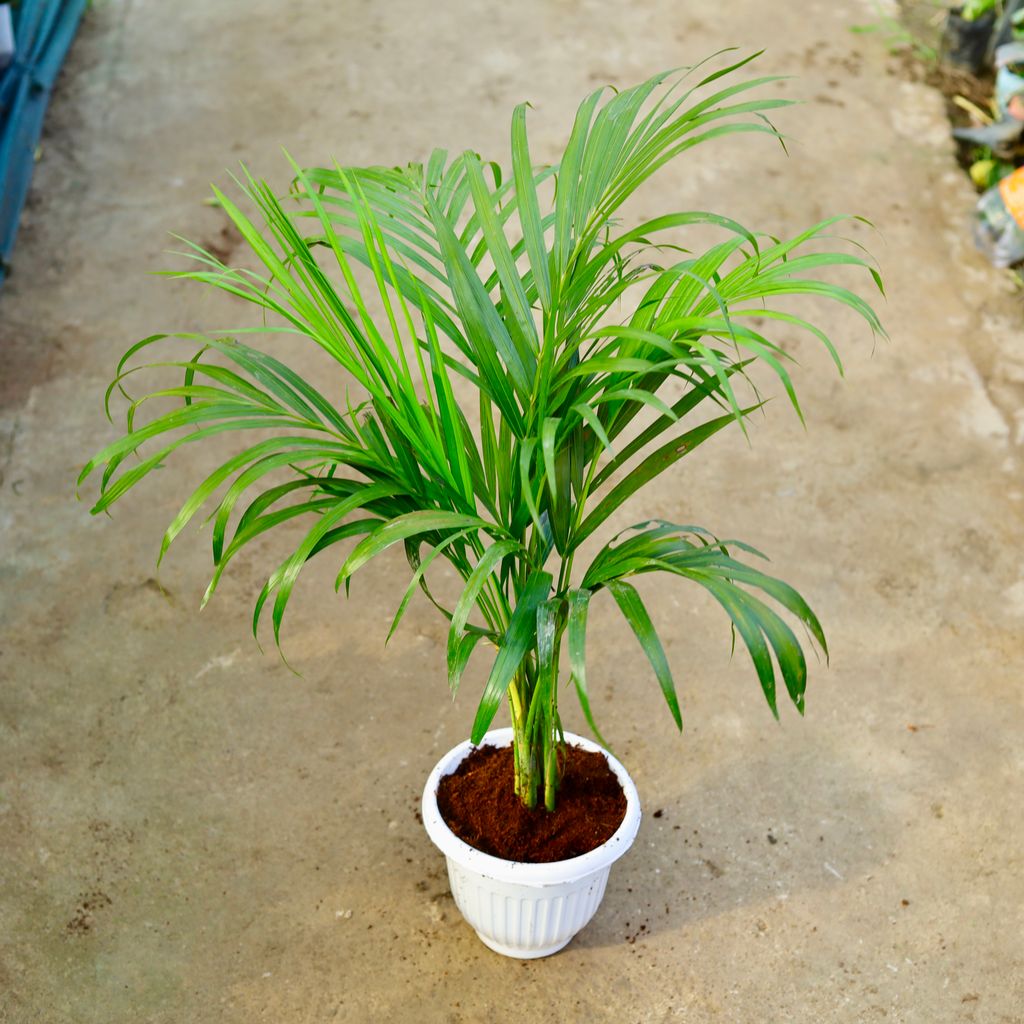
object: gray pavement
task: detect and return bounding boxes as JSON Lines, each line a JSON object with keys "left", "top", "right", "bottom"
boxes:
{"left": 1, "top": 1, "right": 1022, "bottom": 1021}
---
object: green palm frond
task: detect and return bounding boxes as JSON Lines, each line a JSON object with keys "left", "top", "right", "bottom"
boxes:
{"left": 81, "top": 55, "right": 883, "bottom": 809}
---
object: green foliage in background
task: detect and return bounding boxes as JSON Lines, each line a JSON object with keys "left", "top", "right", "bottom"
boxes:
{"left": 850, "top": 1, "right": 940, "bottom": 63}
{"left": 81, "top": 52, "right": 883, "bottom": 812}
{"left": 961, "top": 0, "right": 998, "bottom": 22}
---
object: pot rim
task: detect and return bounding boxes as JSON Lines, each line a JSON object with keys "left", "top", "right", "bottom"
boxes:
{"left": 422, "top": 727, "right": 642, "bottom": 885}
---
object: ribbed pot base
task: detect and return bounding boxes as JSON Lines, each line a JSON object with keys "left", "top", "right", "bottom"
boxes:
{"left": 476, "top": 932, "right": 572, "bottom": 959}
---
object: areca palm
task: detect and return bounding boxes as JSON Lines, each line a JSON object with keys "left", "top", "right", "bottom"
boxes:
{"left": 80, "top": 53, "right": 883, "bottom": 811}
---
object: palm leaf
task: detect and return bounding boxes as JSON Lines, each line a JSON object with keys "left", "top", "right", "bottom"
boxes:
{"left": 82, "top": 56, "right": 882, "bottom": 809}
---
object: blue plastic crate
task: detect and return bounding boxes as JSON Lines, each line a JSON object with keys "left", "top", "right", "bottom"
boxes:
{"left": 0, "top": 0, "right": 87, "bottom": 287}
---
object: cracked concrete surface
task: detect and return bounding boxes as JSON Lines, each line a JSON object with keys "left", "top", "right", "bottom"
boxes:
{"left": 2, "top": 1, "right": 1023, "bottom": 1021}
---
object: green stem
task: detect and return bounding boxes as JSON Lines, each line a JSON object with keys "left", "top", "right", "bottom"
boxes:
{"left": 544, "top": 730, "right": 558, "bottom": 811}
{"left": 509, "top": 668, "right": 539, "bottom": 809}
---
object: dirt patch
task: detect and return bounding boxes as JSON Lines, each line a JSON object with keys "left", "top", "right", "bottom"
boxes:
{"left": 66, "top": 891, "right": 112, "bottom": 935}
{"left": 890, "top": 44, "right": 994, "bottom": 120}
{"left": 0, "top": 319, "right": 69, "bottom": 409}
{"left": 199, "top": 222, "right": 244, "bottom": 264}
{"left": 436, "top": 742, "right": 626, "bottom": 863}
{"left": 887, "top": 9, "right": 1011, "bottom": 177}
{"left": 924, "top": 61, "right": 995, "bottom": 116}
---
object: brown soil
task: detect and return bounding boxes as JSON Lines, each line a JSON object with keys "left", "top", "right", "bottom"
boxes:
{"left": 436, "top": 742, "right": 627, "bottom": 863}
{"left": 892, "top": 46, "right": 1011, "bottom": 178}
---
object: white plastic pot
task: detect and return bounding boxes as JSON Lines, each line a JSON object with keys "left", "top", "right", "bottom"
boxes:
{"left": 421, "top": 727, "right": 642, "bottom": 959}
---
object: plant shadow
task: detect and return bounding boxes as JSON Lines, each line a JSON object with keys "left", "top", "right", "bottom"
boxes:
{"left": 570, "top": 734, "right": 896, "bottom": 953}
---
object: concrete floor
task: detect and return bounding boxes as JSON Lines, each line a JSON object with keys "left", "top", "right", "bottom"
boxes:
{"left": 2, "top": 0, "right": 1023, "bottom": 1021}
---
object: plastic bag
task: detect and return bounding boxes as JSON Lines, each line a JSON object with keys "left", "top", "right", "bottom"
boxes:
{"left": 995, "top": 42, "right": 1024, "bottom": 112}
{"left": 943, "top": 7, "right": 998, "bottom": 73}
{"left": 974, "top": 166, "right": 1024, "bottom": 267}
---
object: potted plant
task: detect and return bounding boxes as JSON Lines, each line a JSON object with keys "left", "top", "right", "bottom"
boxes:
{"left": 943, "top": 0, "right": 999, "bottom": 72}
{"left": 80, "top": 53, "right": 882, "bottom": 958}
